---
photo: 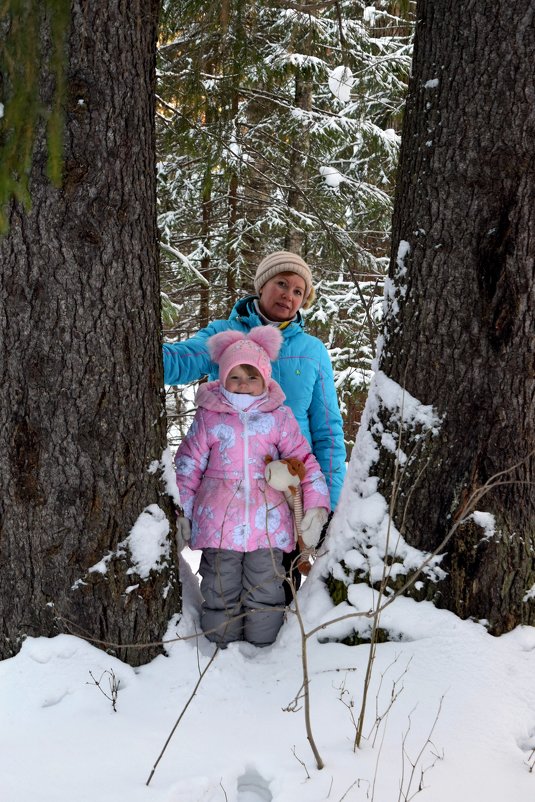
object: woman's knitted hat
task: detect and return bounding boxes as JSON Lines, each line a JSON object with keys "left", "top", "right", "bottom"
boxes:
{"left": 207, "top": 327, "right": 283, "bottom": 386}
{"left": 254, "top": 251, "right": 315, "bottom": 308}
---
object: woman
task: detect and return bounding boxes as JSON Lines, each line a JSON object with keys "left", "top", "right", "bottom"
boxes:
{"left": 163, "top": 250, "right": 346, "bottom": 538}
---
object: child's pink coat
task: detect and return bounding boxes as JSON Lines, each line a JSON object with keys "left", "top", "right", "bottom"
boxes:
{"left": 174, "top": 380, "right": 330, "bottom": 553}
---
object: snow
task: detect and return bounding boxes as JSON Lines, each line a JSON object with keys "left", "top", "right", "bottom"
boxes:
{"left": 2, "top": 542, "right": 535, "bottom": 802}
{"left": 373, "top": 370, "right": 441, "bottom": 432}
{"left": 328, "top": 66, "right": 354, "bottom": 103}
{"left": 363, "top": 6, "right": 379, "bottom": 26}
{"left": 158, "top": 447, "right": 183, "bottom": 507}
{"left": 382, "top": 241, "right": 411, "bottom": 325}
{"left": 471, "top": 510, "right": 496, "bottom": 541}
{"left": 319, "top": 165, "right": 344, "bottom": 189}
{"left": 85, "top": 504, "right": 171, "bottom": 581}
{"left": 125, "top": 504, "right": 171, "bottom": 579}
{"left": 87, "top": 449, "right": 181, "bottom": 584}
{"left": 396, "top": 240, "right": 410, "bottom": 277}
{"left": 324, "top": 369, "right": 446, "bottom": 595}
{"left": 524, "top": 586, "right": 535, "bottom": 603}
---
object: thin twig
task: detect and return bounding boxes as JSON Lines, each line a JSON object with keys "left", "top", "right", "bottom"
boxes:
{"left": 87, "top": 669, "right": 120, "bottom": 712}
{"left": 288, "top": 574, "right": 325, "bottom": 770}
{"left": 146, "top": 645, "right": 220, "bottom": 786}
{"left": 355, "top": 389, "right": 408, "bottom": 750}
{"left": 219, "top": 779, "right": 229, "bottom": 801}
{"left": 368, "top": 656, "right": 410, "bottom": 747}
{"left": 338, "top": 779, "right": 359, "bottom": 801}
{"left": 371, "top": 705, "right": 389, "bottom": 802}
{"left": 399, "top": 696, "right": 444, "bottom": 801}
{"left": 291, "top": 746, "right": 311, "bottom": 779}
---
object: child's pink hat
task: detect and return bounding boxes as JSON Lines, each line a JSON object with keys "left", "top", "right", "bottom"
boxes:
{"left": 207, "top": 327, "right": 283, "bottom": 386}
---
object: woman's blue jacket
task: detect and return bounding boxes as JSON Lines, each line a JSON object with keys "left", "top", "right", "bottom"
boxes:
{"left": 163, "top": 296, "right": 346, "bottom": 508}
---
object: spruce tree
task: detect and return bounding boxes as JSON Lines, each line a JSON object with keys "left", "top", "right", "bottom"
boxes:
{"left": 0, "top": 1, "right": 180, "bottom": 665}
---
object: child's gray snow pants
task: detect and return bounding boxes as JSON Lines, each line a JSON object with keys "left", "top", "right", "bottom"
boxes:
{"left": 199, "top": 548, "right": 286, "bottom": 647}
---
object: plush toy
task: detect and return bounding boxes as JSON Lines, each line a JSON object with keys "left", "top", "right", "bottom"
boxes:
{"left": 264, "top": 456, "right": 314, "bottom": 575}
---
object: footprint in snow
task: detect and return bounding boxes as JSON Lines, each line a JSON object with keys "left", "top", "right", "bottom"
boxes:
{"left": 237, "top": 767, "right": 273, "bottom": 801}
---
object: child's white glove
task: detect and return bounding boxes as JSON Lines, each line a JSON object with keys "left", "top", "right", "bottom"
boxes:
{"left": 300, "top": 507, "right": 329, "bottom": 548}
{"left": 176, "top": 516, "right": 191, "bottom": 552}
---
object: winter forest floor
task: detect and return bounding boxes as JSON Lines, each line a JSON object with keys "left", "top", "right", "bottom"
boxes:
{"left": 2, "top": 546, "right": 535, "bottom": 802}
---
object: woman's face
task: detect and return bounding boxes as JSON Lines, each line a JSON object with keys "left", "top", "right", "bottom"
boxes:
{"left": 258, "top": 272, "right": 307, "bottom": 322}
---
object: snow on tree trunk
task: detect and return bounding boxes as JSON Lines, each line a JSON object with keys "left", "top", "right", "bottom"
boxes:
{"left": 0, "top": 1, "right": 180, "bottom": 665}
{"left": 328, "top": 0, "right": 535, "bottom": 635}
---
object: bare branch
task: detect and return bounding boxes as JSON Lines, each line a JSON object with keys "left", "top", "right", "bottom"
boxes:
{"left": 291, "top": 746, "right": 311, "bottom": 779}
{"left": 146, "top": 645, "right": 221, "bottom": 786}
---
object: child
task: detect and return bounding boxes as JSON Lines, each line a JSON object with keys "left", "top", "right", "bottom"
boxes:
{"left": 174, "top": 327, "right": 330, "bottom": 647}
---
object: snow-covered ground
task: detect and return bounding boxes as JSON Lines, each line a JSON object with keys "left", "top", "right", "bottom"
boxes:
{"left": 2, "top": 545, "right": 535, "bottom": 802}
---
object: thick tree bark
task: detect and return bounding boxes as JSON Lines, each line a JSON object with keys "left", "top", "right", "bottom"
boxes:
{"left": 372, "top": 0, "right": 535, "bottom": 632}
{"left": 0, "top": 2, "right": 180, "bottom": 664}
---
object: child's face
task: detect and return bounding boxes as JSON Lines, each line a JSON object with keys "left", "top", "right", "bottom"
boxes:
{"left": 224, "top": 365, "right": 265, "bottom": 396}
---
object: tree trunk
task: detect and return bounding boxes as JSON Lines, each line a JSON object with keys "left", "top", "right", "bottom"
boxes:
{"left": 0, "top": 1, "right": 180, "bottom": 665}
{"left": 226, "top": 171, "right": 239, "bottom": 314}
{"left": 285, "top": 70, "right": 312, "bottom": 254}
{"left": 370, "top": 0, "right": 535, "bottom": 632}
{"left": 241, "top": 87, "right": 274, "bottom": 277}
{"left": 199, "top": 173, "right": 212, "bottom": 328}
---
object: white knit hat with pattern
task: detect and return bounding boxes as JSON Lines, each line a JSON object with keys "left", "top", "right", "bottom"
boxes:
{"left": 254, "top": 251, "right": 314, "bottom": 307}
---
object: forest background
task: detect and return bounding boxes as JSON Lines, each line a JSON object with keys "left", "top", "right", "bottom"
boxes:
{"left": 157, "top": 0, "right": 413, "bottom": 450}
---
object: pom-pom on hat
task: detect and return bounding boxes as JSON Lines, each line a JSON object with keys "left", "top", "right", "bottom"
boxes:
{"left": 208, "top": 327, "right": 283, "bottom": 386}
{"left": 254, "top": 251, "right": 314, "bottom": 308}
